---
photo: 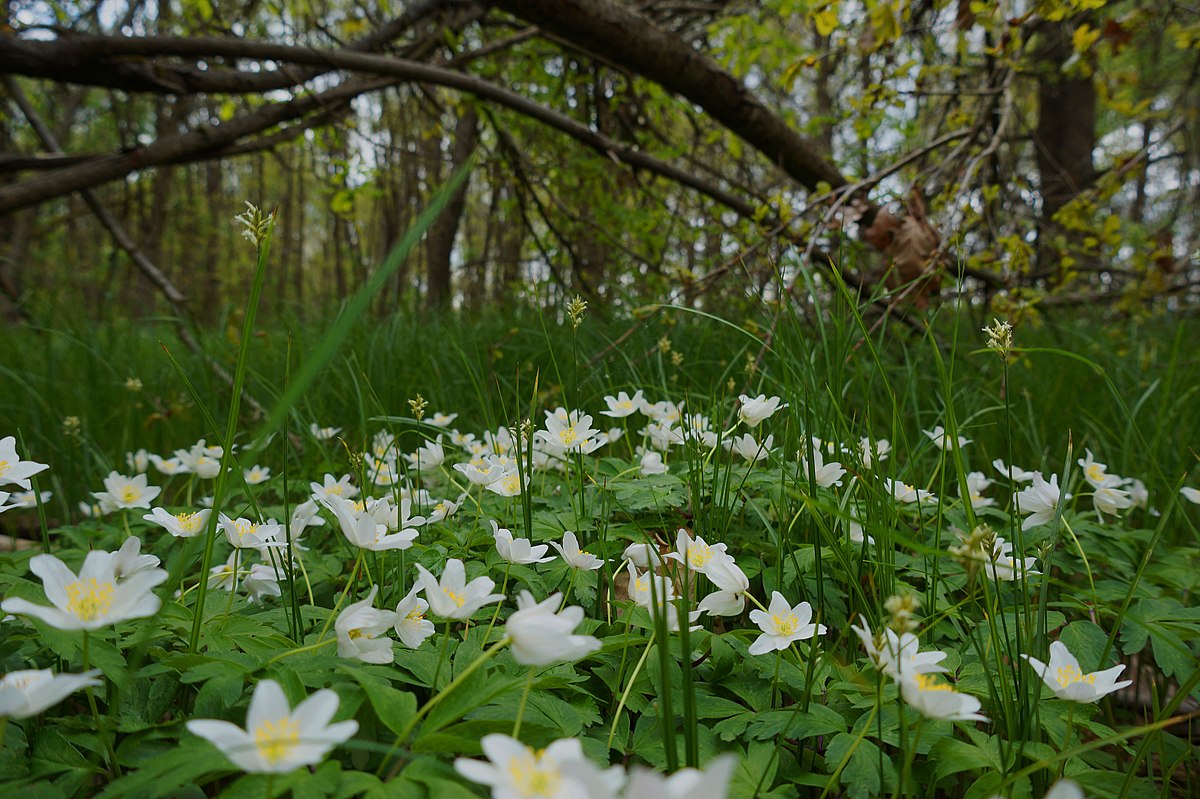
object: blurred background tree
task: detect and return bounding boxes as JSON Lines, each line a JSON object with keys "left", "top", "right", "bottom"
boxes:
{"left": 1, "top": 0, "right": 1198, "bottom": 325}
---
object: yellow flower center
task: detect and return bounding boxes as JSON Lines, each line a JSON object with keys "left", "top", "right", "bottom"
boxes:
{"left": 915, "top": 673, "right": 954, "bottom": 692}
{"left": 348, "top": 628, "right": 364, "bottom": 640}
{"left": 0, "top": 460, "right": 9, "bottom": 477}
{"left": 254, "top": 717, "right": 300, "bottom": 765}
{"left": 235, "top": 520, "right": 257, "bottom": 539}
{"left": 686, "top": 543, "right": 713, "bottom": 569}
{"left": 771, "top": 613, "right": 798, "bottom": 636}
{"left": 619, "top": 401, "right": 633, "bottom": 411}
{"left": 501, "top": 475, "right": 521, "bottom": 494}
{"left": 406, "top": 607, "right": 426, "bottom": 621}
{"left": 443, "top": 589, "right": 465, "bottom": 607}
{"left": 557, "top": 427, "right": 578, "bottom": 447}
{"left": 119, "top": 485, "right": 142, "bottom": 504}
{"left": 328, "top": 485, "right": 344, "bottom": 496}
{"left": 176, "top": 512, "right": 201, "bottom": 532}
{"left": 507, "top": 751, "right": 561, "bottom": 798}
{"left": 66, "top": 578, "right": 115, "bottom": 622}
{"left": 1055, "top": 664, "right": 1096, "bottom": 688}
{"left": 1086, "top": 464, "right": 1106, "bottom": 483}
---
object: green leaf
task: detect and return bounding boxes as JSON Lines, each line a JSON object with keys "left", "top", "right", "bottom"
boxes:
{"left": 340, "top": 665, "right": 418, "bottom": 737}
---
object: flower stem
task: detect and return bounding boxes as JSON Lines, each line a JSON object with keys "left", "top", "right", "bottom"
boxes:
{"left": 1059, "top": 705, "right": 1076, "bottom": 778}
{"left": 512, "top": 667, "right": 537, "bottom": 739}
{"left": 82, "top": 631, "right": 122, "bottom": 778}
{"left": 607, "top": 636, "right": 654, "bottom": 752}
{"left": 378, "top": 636, "right": 511, "bottom": 779}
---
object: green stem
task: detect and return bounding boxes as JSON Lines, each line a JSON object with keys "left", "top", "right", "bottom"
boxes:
{"left": 263, "top": 636, "right": 338, "bottom": 666}
{"left": 82, "top": 632, "right": 122, "bottom": 777}
{"left": 607, "top": 636, "right": 655, "bottom": 752}
{"left": 431, "top": 621, "right": 453, "bottom": 691}
{"left": 379, "top": 636, "right": 511, "bottom": 779}
{"left": 512, "top": 667, "right": 537, "bottom": 739}
{"left": 1060, "top": 704, "right": 1076, "bottom": 778}
{"left": 316, "top": 551, "right": 364, "bottom": 642}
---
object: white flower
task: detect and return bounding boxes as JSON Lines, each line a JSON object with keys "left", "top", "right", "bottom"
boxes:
{"left": 310, "top": 473, "right": 358, "bottom": 502}
{"left": 92, "top": 471, "right": 161, "bottom": 510}
{"left": 415, "top": 559, "right": 504, "bottom": 620}
{"left": 1181, "top": 486, "right": 1200, "bottom": 505}
{"left": 923, "top": 426, "right": 970, "bottom": 450}
{"left": 985, "top": 536, "right": 1040, "bottom": 581}
{"left": 641, "top": 422, "right": 685, "bottom": 450}
{"left": 549, "top": 531, "right": 605, "bottom": 571}
{"left": 112, "top": 536, "right": 160, "bottom": 580}
{"left": 177, "top": 440, "right": 222, "bottom": 479}
{"left": 219, "top": 514, "right": 284, "bottom": 552}
{"left": 898, "top": 672, "right": 988, "bottom": 722}
{"left": 1078, "top": 449, "right": 1125, "bottom": 489}
{"left": 738, "top": 394, "right": 787, "bottom": 427}
{"left": 5, "top": 490, "right": 51, "bottom": 509}
{"left": 425, "top": 493, "right": 466, "bottom": 524}
{"left": 1021, "top": 641, "right": 1132, "bottom": 703}
{"left": 846, "top": 510, "right": 874, "bottom": 546}
{"left": 321, "top": 495, "right": 417, "bottom": 552}
{"left": 125, "top": 449, "right": 150, "bottom": 474}
{"left": 0, "top": 669, "right": 102, "bottom": 719}
{"left": 506, "top": 591, "right": 601, "bottom": 666}
{"left": 428, "top": 412, "right": 458, "bottom": 428}
{"left": 536, "top": 410, "right": 601, "bottom": 452}
{"left": 454, "top": 456, "right": 512, "bottom": 487}
{"left": 747, "top": 592, "right": 825, "bottom": 655}
{"left": 1043, "top": 779, "right": 1086, "bottom": 799}
{"left": 394, "top": 588, "right": 435, "bottom": 648}
{"left": 285, "top": 499, "right": 324, "bottom": 547}
{"left": 624, "top": 755, "right": 737, "bottom": 799}
{"left": 1093, "top": 485, "right": 1133, "bottom": 516}
{"left": 639, "top": 451, "right": 669, "bottom": 476}
{"left": 798, "top": 441, "right": 846, "bottom": 488}
{"left": 885, "top": 478, "right": 936, "bottom": 505}
{"left": 992, "top": 458, "right": 1036, "bottom": 482}
{"left": 404, "top": 437, "right": 445, "bottom": 472}
{"left": 186, "top": 679, "right": 357, "bottom": 774}
{"left": 209, "top": 552, "right": 240, "bottom": 592}
{"left": 310, "top": 424, "right": 342, "bottom": 441}
{"left": 1128, "top": 479, "right": 1149, "bottom": 509}
{"left": 493, "top": 521, "right": 554, "bottom": 565}
{"left": 601, "top": 390, "right": 644, "bottom": 418}
{"left": 149, "top": 454, "right": 187, "bottom": 475}
{"left": 243, "top": 465, "right": 271, "bottom": 485}
{"left": 625, "top": 564, "right": 679, "bottom": 630}
{"left": 849, "top": 616, "right": 948, "bottom": 678}
{"left": 0, "top": 436, "right": 49, "bottom": 490}
{"left": 665, "top": 529, "right": 728, "bottom": 574}
{"left": 623, "top": 542, "right": 662, "bottom": 569}
{"left": 455, "top": 734, "right": 611, "bottom": 799}
{"left": 696, "top": 589, "right": 747, "bottom": 617}
{"left": 143, "top": 507, "right": 211, "bottom": 538}
{"left": 1015, "top": 473, "right": 1063, "bottom": 530}
{"left": 336, "top": 585, "right": 397, "bottom": 664}
{"left": 644, "top": 400, "right": 683, "bottom": 425}
{"left": 484, "top": 470, "right": 525, "bottom": 497}
{"left": 244, "top": 563, "right": 282, "bottom": 603}
{"left": 1, "top": 550, "right": 166, "bottom": 630}
{"left": 728, "top": 432, "right": 773, "bottom": 462}
{"left": 859, "top": 437, "right": 891, "bottom": 469}
{"left": 959, "top": 471, "right": 994, "bottom": 509}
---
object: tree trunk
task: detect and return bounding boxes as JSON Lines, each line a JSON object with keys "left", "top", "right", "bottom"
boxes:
{"left": 425, "top": 106, "right": 478, "bottom": 310}
{"left": 1033, "top": 19, "right": 1096, "bottom": 276}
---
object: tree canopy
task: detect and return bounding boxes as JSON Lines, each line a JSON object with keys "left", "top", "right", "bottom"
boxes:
{"left": 2, "top": 0, "right": 1198, "bottom": 322}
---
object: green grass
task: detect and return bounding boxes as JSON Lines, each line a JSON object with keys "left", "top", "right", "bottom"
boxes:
{"left": 1, "top": 267, "right": 1198, "bottom": 797}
